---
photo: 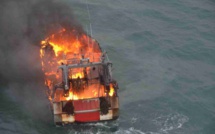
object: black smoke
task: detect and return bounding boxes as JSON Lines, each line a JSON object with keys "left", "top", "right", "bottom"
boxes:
{"left": 0, "top": 0, "right": 83, "bottom": 120}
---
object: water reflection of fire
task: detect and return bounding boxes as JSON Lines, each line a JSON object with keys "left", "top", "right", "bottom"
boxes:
{"left": 40, "top": 29, "right": 115, "bottom": 101}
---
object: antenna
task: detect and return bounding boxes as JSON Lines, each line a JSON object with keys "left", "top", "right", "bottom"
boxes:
{"left": 86, "top": 25, "right": 90, "bottom": 48}
{"left": 86, "top": 0, "right": 93, "bottom": 38}
{"left": 86, "top": 0, "right": 94, "bottom": 52}
{"left": 86, "top": 0, "right": 91, "bottom": 21}
{"left": 90, "top": 23, "right": 93, "bottom": 38}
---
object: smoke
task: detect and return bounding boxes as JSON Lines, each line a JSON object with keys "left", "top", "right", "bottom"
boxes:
{"left": 0, "top": 0, "right": 83, "bottom": 120}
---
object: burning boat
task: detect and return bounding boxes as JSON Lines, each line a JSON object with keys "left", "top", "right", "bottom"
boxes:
{"left": 40, "top": 29, "right": 119, "bottom": 125}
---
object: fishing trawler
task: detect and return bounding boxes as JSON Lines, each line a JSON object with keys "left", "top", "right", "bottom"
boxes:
{"left": 40, "top": 29, "right": 119, "bottom": 125}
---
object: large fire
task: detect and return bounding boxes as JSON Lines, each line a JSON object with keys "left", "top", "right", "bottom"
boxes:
{"left": 40, "top": 29, "right": 114, "bottom": 101}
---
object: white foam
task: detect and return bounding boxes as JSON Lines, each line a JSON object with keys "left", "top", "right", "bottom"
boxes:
{"left": 153, "top": 113, "right": 189, "bottom": 133}
{"left": 115, "top": 127, "right": 146, "bottom": 134}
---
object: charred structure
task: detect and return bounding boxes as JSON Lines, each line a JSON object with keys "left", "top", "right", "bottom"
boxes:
{"left": 40, "top": 29, "right": 119, "bottom": 124}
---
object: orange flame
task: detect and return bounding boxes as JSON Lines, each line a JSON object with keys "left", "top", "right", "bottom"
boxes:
{"left": 66, "top": 92, "right": 79, "bottom": 100}
{"left": 109, "top": 84, "right": 115, "bottom": 96}
{"left": 40, "top": 28, "right": 114, "bottom": 102}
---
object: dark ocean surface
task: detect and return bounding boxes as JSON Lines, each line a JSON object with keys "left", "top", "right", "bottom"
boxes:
{"left": 0, "top": 0, "right": 215, "bottom": 134}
